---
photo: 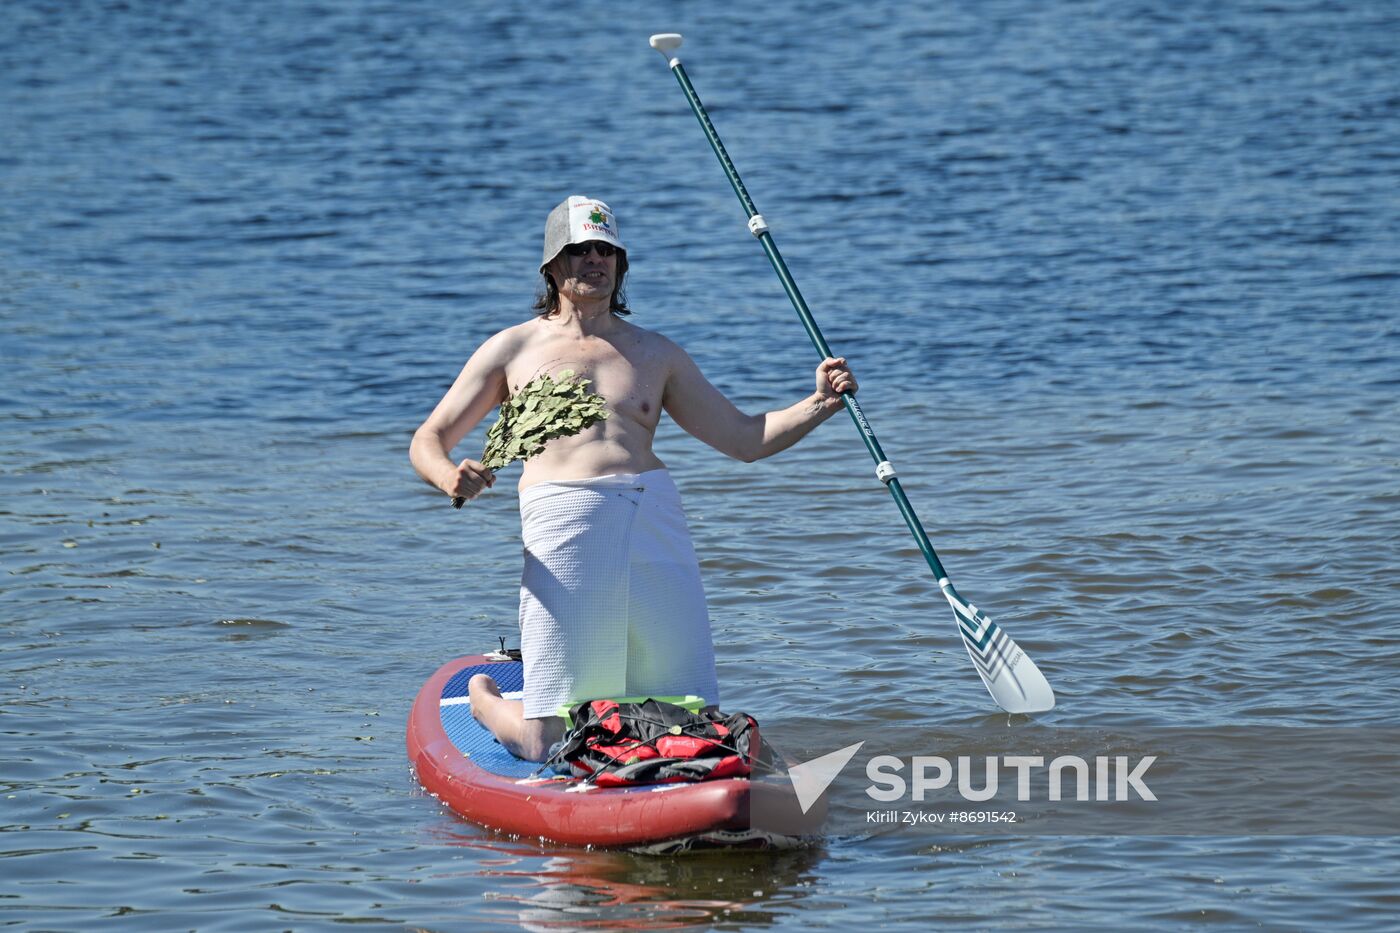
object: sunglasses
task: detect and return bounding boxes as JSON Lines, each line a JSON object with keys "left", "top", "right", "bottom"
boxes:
{"left": 563, "top": 241, "right": 618, "bottom": 258}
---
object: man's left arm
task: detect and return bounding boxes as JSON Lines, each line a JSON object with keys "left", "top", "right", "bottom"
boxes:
{"left": 663, "top": 345, "right": 857, "bottom": 462}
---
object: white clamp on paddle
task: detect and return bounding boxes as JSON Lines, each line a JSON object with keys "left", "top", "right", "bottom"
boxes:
{"left": 649, "top": 33, "right": 684, "bottom": 68}
{"left": 876, "top": 460, "right": 897, "bottom": 484}
{"left": 747, "top": 214, "right": 769, "bottom": 237}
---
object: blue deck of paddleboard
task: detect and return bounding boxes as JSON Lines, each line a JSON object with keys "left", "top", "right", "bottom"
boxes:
{"left": 438, "top": 661, "right": 539, "bottom": 778}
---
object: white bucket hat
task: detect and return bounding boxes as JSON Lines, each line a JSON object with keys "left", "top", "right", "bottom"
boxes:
{"left": 540, "top": 196, "right": 626, "bottom": 271}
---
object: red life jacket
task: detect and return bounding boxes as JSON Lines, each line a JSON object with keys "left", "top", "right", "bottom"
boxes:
{"left": 554, "top": 698, "right": 767, "bottom": 787}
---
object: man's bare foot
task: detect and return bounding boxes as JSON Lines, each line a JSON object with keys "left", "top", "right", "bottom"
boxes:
{"left": 465, "top": 672, "right": 564, "bottom": 761}
{"left": 468, "top": 673, "right": 500, "bottom": 724}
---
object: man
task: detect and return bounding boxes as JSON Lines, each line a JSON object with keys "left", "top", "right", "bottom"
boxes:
{"left": 410, "top": 196, "right": 856, "bottom": 761}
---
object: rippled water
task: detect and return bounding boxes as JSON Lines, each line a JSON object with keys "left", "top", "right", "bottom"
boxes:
{"left": 3, "top": 0, "right": 1398, "bottom": 929}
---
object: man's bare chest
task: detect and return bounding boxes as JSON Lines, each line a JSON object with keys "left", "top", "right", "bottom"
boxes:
{"left": 507, "top": 333, "right": 669, "bottom": 429}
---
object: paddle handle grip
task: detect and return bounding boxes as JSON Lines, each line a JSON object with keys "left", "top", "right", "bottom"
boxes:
{"left": 649, "top": 33, "right": 683, "bottom": 66}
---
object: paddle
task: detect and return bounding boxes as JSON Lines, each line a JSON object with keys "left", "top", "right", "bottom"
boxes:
{"left": 648, "top": 33, "right": 1055, "bottom": 713}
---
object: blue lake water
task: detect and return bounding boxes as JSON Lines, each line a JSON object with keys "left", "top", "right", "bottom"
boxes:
{"left": 3, "top": 0, "right": 1398, "bottom": 929}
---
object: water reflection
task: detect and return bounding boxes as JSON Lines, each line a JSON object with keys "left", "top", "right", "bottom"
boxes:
{"left": 423, "top": 828, "right": 823, "bottom": 930}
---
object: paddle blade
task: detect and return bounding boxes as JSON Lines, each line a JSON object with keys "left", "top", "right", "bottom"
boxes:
{"left": 941, "top": 583, "right": 1055, "bottom": 713}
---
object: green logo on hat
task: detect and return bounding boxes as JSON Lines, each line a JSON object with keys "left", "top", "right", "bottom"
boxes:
{"left": 589, "top": 210, "right": 607, "bottom": 225}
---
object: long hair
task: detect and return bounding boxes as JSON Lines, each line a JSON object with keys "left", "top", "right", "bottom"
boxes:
{"left": 533, "top": 252, "right": 631, "bottom": 317}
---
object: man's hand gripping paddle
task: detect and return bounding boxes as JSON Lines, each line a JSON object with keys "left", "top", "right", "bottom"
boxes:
{"left": 648, "top": 33, "right": 1055, "bottom": 713}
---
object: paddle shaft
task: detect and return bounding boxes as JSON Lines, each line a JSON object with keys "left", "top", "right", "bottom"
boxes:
{"left": 664, "top": 59, "right": 951, "bottom": 584}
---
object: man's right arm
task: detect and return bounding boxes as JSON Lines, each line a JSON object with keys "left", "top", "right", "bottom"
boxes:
{"left": 409, "top": 331, "right": 512, "bottom": 501}
{"left": 662, "top": 341, "right": 852, "bottom": 462}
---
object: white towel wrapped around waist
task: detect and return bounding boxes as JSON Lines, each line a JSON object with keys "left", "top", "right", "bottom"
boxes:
{"left": 517, "top": 469, "right": 720, "bottom": 719}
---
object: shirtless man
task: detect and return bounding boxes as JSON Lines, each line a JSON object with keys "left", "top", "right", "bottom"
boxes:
{"left": 410, "top": 196, "right": 856, "bottom": 760}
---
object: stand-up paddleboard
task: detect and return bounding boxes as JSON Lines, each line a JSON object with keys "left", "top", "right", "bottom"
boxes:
{"left": 407, "top": 655, "right": 820, "bottom": 853}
